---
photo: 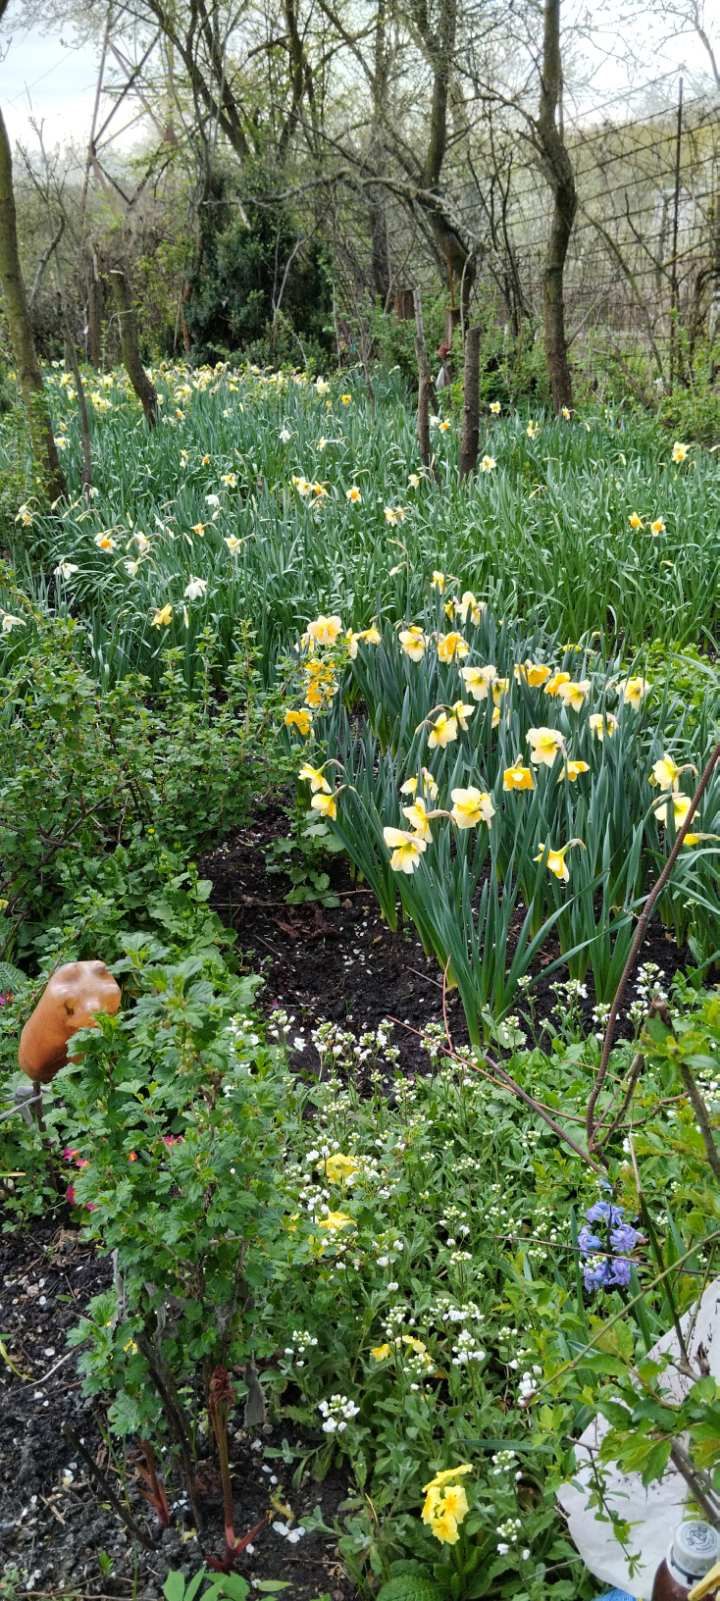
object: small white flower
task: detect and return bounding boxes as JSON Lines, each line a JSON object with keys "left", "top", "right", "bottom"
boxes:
{"left": 279, "top": 426, "right": 292, "bottom": 442}
{"left": 184, "top": 576, "right": 208, "bottom": 601}
{"left": 1, "top": 611, "right": 24, "bottom": 633}
{"left": 205, "top": 493, "right": 220, "bottom": 507}
{"left": 54, "top": 560, "right": 79, "bottom": 580}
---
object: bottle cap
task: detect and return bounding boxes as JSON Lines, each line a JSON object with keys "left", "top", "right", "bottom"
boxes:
{"left": 672, "top": 1522, "right": 720, "bottom": 1579}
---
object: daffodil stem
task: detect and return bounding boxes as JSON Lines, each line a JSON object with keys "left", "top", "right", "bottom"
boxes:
{"left": 586, "top": 739, "right": 720, "bottom": 1152}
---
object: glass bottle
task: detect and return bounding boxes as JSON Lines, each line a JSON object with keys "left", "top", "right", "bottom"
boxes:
{"left": 652, "top": 1521, "right": 720, "bottom": 1601}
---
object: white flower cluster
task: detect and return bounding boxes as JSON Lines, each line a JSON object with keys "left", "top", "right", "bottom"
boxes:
{"left": 318, "top": 1393, "right": 360, "bottom": 1433}
{"left": 490, "top": 1449, "right": 518, "bottom": 1478}
{"left": 283, "top": 1329, "right": 319, "bottom": 1368}
{"left": 497, "top": 1515, "right": 523, "bottom": 1555}
{"left": 452, "top": 1328, "right": 486, "bottom": 1365}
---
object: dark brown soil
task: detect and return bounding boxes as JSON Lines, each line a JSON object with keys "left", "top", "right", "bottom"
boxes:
{"left": 0, "top": 1224, "right": 355, "bottom": 1600}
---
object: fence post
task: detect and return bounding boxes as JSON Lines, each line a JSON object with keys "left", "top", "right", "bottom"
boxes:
{"left": 669, "top": 74, "right": 684, "bottom": 389}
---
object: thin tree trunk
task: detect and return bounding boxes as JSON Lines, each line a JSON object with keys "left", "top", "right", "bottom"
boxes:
{"left": 109, "top": 267, "right": 158, "bottom": 427}
{"left": 459, "top": 325, "right": 481, "bottom": 479}
{"left": 413, "top": 288, "right": 434, "bottom": 469}
{"left": 0, "top": 103, "right": 66, "bottom": 503}
{"left": 536, "top": 0, "right": 577, "bottom": 412}
{"left": 86, "top": 255, "right": 103, "bottom": 367}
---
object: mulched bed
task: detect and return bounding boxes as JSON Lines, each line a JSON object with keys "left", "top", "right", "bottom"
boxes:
{"left": 0, "top": 1224, "right": 354, "bottom": 1599}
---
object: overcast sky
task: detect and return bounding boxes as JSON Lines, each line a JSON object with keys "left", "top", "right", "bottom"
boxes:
{"left": 0, "top": 5, "right": 715, "bottom": 158}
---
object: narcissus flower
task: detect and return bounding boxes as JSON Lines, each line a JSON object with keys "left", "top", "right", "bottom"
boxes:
{"left": 450, "top": 699, "right": 475, "bottom": 730}
{"left": 503, "top": 761, "right": 535, "bottom": 792}
{"left": 527, "top": 726, "right": 565, "bottom": 766}
{"left": 460, "top": 663, "right": 497, "bottom": 700}
{"left": 649, "top": 517, "right": 666, "bottom": 536}
{"left": 383, "top": 826, "right": 428, "bottom": 873}
{"left": 284, "top": 709, "right": 313, "bottom": 736}
{"left": 437, "top": 419, "right": 451, "bottom": 433}
{"left": 15, "top": 503, "right": 34, "bottom": 526}
{"left": 191, "top": 521, "right": 206, "bottom": 536}
{"left": 617, "top": 676, "right": 650, "bottom": 707}
{"left": 559, "top": 759, "right": 590, "bottom": 782}
{"left": 515, "top": 661, "right": 551, "bottom": 688}
{"left": 151, "top": 604, "right": 173, "bottom": 627}
{"left": 401, "top": 796, "right": 433, "bottom": 840}
{"left": 628, "top": 512, "right": 644, "bottom": 530}
{"left": 359, "top": 624, "right": 381, "bottom": 645}
{"left": 94, "top": 532, "right": 115, "bottom": 551}
{"left": 437, "top": 631, "right": 470, "bottom": 663}
{"left": 311, "top": 791, "right": 337, "bottom": 820}
{"left": 220, "top": 471, "right": 237, "bottom": 487}
{"left": 534, "top": 839, "right": 584, "bottom": 881}
{"left": 400, "top": 768, "right": 439, "bottom": 800}
{"left": 184, "top": 576, "right": 207, "bottom": 600}
{"left": 489, "top": 401, "right": 501, "bottom": 414}
{"left": 427, "top": 712, "right": 458, "bottom": 749}
{"left": 561, "top": 405, "right": 572, "bottom": 420}
{"left": 299, "top": 762, "right": 331, "bottom": 793}
{"left": 408, "top": 472, "right": 421, "bottom": 488}
{"left": 557, "top": 678, "right": 591, "bottom": 712}
{"left": 455, "top": 590, "right": 485, "bottom": 625}
{"left": 589, "top": 711, "right": 618, "bottom": 740}
{"left": 480, "top": 454, "right": 496, "bottom": 472}
{"left": 346, "top": 485, "right": 362, "bottom": 503}
{"left": 544, "top": 670, "right": 571, "bottom": 697}
{"left": 54, "top": 560, "right": 79, "bottom": 579}
{"left": 324, "top": 1153, "right": 360, "bottom": 1183}
{"left": 399, "top": 625, "right": 427, "bottom": 661}
{"left": 671, "top": 441, "right": 688, "bottom": 463}
{"left": 340, "top": 393, "right": 352, "bottom": 405}
{"left": 492, "top": 677, "right": 509, "bottom": 705}
{"left": 526, "top": 420, "right": 540, "bottom": 439}
{"left": 292, "top": 476, "right": 313, "bottom": 497}
{"left": 225, "top": 535, "right": 243, "bottom": 554}
{"left": 306, "top": 613, "right": 342, "bottom": 647}
{"left": 384, "top": 505, "right": 407, "bottom": 525}
{"left": 431, "top": 570, "right": 446, "bottom": 592}
{"left": 651, "top": 753, "right": 681, "bottom": 790}
{"left": 450, "top": 787, "right": 495, "bottom": 828}
{"left": 654, "top": 791, "right": 693, "bottom": 829}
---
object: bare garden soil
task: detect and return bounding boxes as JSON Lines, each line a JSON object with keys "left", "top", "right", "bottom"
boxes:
{"left": 0, "top": 807, "right": 695, "bottom": 1600}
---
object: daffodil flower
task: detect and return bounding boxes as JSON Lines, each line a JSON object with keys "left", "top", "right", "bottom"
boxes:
{"left": 427, "top": 712, "right": 458, "bottom": 749}
{"left": 225, "top": 535, "right": 243, "bottom": 554}
{"left": 220, "top": 472, "right": 237, "bottom": 487}
{"left": 191, "top": 521, "right": 206, "bottom": 536}
{"left": 671, "top": 441, "right": 688, "bottom": 463}
{"left": 515, "top": 661, "right": 551, "bottom": 688}
{"left": 527, "top": 420, "right": 540, "bottom": 439}
{"left": 346, "top": 485, "right": 362, "bottom": 503}
{"left": 431, "top": 570, "right": 446, "bottom": 592}
{"left": 94, "top": 532, "right": 115, "bottom": 551}
{"left": 401, "top": 796, "right": 434, "bottom": 840}
{"left": 184, "top": 576, "right": 208, "bottom": 600}
{"left": 557, "top": 678, "right": 591, "bottom": 712}
{"left": 492, "top": 677, "right": 509, "bottom": 705}
{"left": 408, "top": 472, "right": 421, "bottom": 488}
{"left": 151, "top": 604, "right": 173, "bottom": 628}
{"left": 558, "top": 759, "right": 590, "bottom": 782}
{"left": 450, "top": 699, "right": 475, "bottom": 730}
{"left": 359, "top": 624, "right": 381, "bottom": 645}
{"left": 306, "top": 614, "right": 342, "bottom": 647}
{"left": 489, "top": 401, "right": 501, "bottom": 414}
{"left": 650, "top": 753, "right": 681, "bottom": 790}
{"left": 437, "top": 631, "right": 470, "bottom": 663}
{"left": 299, "top": 762, "right": 331, "bottom": 793}
{"left": 311, "top": 791, "right": 337, "bottom": 820}
{"left": 544, "top": 670, "right": 571, "bottom": 697}
{"left": 400, "top": 768, "right": 439, "bottom": 800}
{"left": 561, "top": 405, "right": 572, "bottom": 420}
{"left": 460, "top": 664, "right": 497, "bottom": 700}
{"left": 527, "top": 726, "right": 565, "bottom": 766}
{"left": 1, "top": 611, "right": 24, "bottom": 632}
{"left": 628, "top": 512, "right": 644, "bottom": 530}
{"left": 383, "top": 826, "right": 428, "bottom": 873}
{"left": 399, "top": 625, "right": 427, "bottom": 661}
{"left": 503, "top": 761, "right": 535, "bottom": 792}
{"left": 649, "top": 518, "right": 666, "bottom": 536}
{"left": 534, "top": 838, "right": 584, "bottom": 882}
{"left": 455, "top": 590, "right": 485, "bottom": 625}
{"left": 617, "top": 676, "right": 650, "bottom": 707}
{"left": 450, "top": 787, "right": 495, "bottom": 828}
{"left": 480, "top": 454, "right": 496, "bottom": 471}
{"left": 284, "top": 709, "right": 313, "bottom": 736}
{"left": 54, "top": 560, "right": 79, "bottom": 580}
{"left": 589, "top": 711, "right": 618, "bottom": 740}
{"left": 654, "top": 791, "right": 693, "bottom": 830}
{"left": 340, "top": 393, "right": 352, "bottom": 405}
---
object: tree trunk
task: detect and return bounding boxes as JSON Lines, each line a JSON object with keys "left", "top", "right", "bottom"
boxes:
{"left": 86, "top": 255, "right": 103, "bottom": 367}
{"left": 536, "top": 0, "right": 577, "bottom": 412}
{"left": 0, "top": 103, "right": 66, "bottom": 503}
{"left": 413, "top": 288, "right": 435, "bottom": 469}
{"left": 109, "top": 267, "right": 158, "bottom": 427}
{"left": 459, "top": 325, "right": 481, "bottom": 479}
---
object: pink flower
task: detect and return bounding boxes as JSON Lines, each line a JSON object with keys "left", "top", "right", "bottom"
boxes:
{"left": 66, "top": 1184, "right": 76, "bottom": 1204}
{"left": 63, "top": 1146, "right": 79, "bottom": 1162}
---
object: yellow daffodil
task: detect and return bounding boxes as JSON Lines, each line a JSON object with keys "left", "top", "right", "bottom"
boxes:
{"left": 651, "top": 753, "right": 681, "bottom": 790}
{"left": 423, "top": 1464, "right": 474, "bottom": 1492}
{"left": 589, "top": 711, "right": 618, "bottom": 740}
{"left": 400, "top": 769, "right": 439, "bottom": 800}
{"left": 649, "top": 517, "right": 666, "bottom": 536}
{"left": 534, "top": 838, "right": 584, "bottom": 882}
{"left": 437, "top": 631, "right": 470, "bottom": 663}
{"left": 408, "top": 472, "right": 421, "bottom": 488}
{"left": 284, "top": 709, "right": 313, "bottom": 736}
{"left": 489, "top": 401, "right": 501, "bottom": 414}
{"left": 450, "top": 787, "right": 495, "bottom": 829}
{"left": 15, "top": 503, "right": 34, "bottom": 526}
{"left": 544, "top": 670, "right": 571, "bottom": 697}
{"left": 299, "top": 763, "right": 331, "bottom": 793}
{"left": 557, "top": 678, "right": 591, "bottom": 712}
{"left": 399, "top": 625, "right": 427, "bottom": 661}
{"left": 450, "top": 699, "right": 475, "bottom": 730}
{"left": 628, "top": 512, "right": 644, "bottom": 530}
{"left": 312, "top": 482, "right": 328, "bottom": 499}
{"left": 515, "top": 661, "right": 552, "bottom": 688}
{"left": 455, "top": 590, "right": 485, "bottom": 625}
{"left": 306, "top": 613, "right": 342, "bottom": 647}
{"left": 317, "top": 1210, "right": 354, "bottom": 1231}
{"left": 492, "top": 677, "right": 509, "bottom": 705}
{"left": 151, "top": 604, "right": 173, "bottom": 627}
{"left": 503, "top": 761, "right": 535, "bottom": 792}
{"left": 94, "top": 532, "right": 115, "bottom": 551}
{"left": 220, "top": 471, "right": 237, "bottom": 487}
{"left": 438, "top": 419, "right": 451, "bottom": 433}
{"left": 460, "top": 664, "right": 497, "bottom": 700}
{"left": 655, "top": 792, "right": 692, "bottom": 829}
{"left": 527, "top": 420, "right": 540, "bottom": 439}
{"left": 401, "top": 796, "right": 433, "bottom": 840}
{"left": 617, "top": 676, "right": 650, "bottom": 707}
{"left": 527, "top": 726, "right": 565, "bottom": 766}
{"left": 431, "top": 570, "right": 446, "bottom": 593}
{"left": 480, "top": 454, "right": 496, "bottom": 472}
{"left": 225, "top": 535, "right": 243, "bottom": 554}
{"left": 561, "top": 405, "right": 572, "bottom": 420}
{"left": 304, "top": 663, "right": 337, "bottom": 707}
{"left": 346, "top": 485, "right": 362, "bottom": 503}
{"left": 292, "top": 476, "right": 313, "bottom": 497}
{"left": 671, "top": 441, "right": 688, "bottom": 463}
{"left": 359, "top": 624, "right": 381, "bottom": 645}
{"left": 324, "top": 1153, "right": 360, "bottom": 1183}
{"left": 427, "top": 712, "right": 458, "bottom": 749}
{"left": 311, "top": 791, "right": 338, "bottom": 820}
{"left": 340, "top": 393, "right": 352, "bottom": 405}
{"left": 559, "top": 759, "right": 590, "bottom": 782}
{"left": 191, "top": 521, "right": 206, "bottom": 536}
{"left": 383, "top": 826, "right": 428, "bottom": 873}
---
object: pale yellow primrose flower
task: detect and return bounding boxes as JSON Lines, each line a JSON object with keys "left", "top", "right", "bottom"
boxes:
{"left": 324, "top": 1153, "right": 360, "bottom": 1183}
{"left": 527, "top": 726, "right": 565, "bottom": 766}
{"left": 450, "top": 787, "right": 495, "bottom": 829}
{"left": 460, "top": 664, "right": 497, "bottom": 700}
{"left": 383, "top": 826, "right": 428, "bottom": 873}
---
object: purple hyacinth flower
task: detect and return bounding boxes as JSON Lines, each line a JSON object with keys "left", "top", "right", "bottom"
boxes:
{"left": 587, "top": 1200, "right": 624, "bottom": 1227}
{"left": 577, "top": 1227, "right": 603, "bottom": 1255}
{"left": 609, "top": 1258, "right": 632, "bottom": 1288}
{"left": 583, "top": 1259, "right": 612, "bottom": 1293}
{"left": 610, "top": 1223, "right": 641, "bottom": 1254}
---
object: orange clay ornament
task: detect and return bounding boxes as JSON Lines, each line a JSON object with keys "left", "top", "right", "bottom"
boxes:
{"left": 18, "top": 961, "right": 121, "bottom": 1084}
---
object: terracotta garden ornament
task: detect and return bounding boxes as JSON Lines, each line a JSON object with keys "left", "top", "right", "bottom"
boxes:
{"left": 18, "top": 960, "right": 121, "bottom": 1085}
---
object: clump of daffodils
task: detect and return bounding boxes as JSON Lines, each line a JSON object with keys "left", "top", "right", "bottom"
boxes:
{"left": 421, "top": 1463, "right": 473, "bottom": 1545}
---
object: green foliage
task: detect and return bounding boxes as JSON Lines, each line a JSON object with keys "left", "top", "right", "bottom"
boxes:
{"left": 377, "top": 1572, "right": 443, "bottom": 1601}
{"left": 266, "top": 809, "right": 344, "bottom": 908}
{"left": 656, "top": 368, "right": 720, "bottom": 446}
{"left": 164, "top": 1568, "right": 250, "bottom": 1601}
